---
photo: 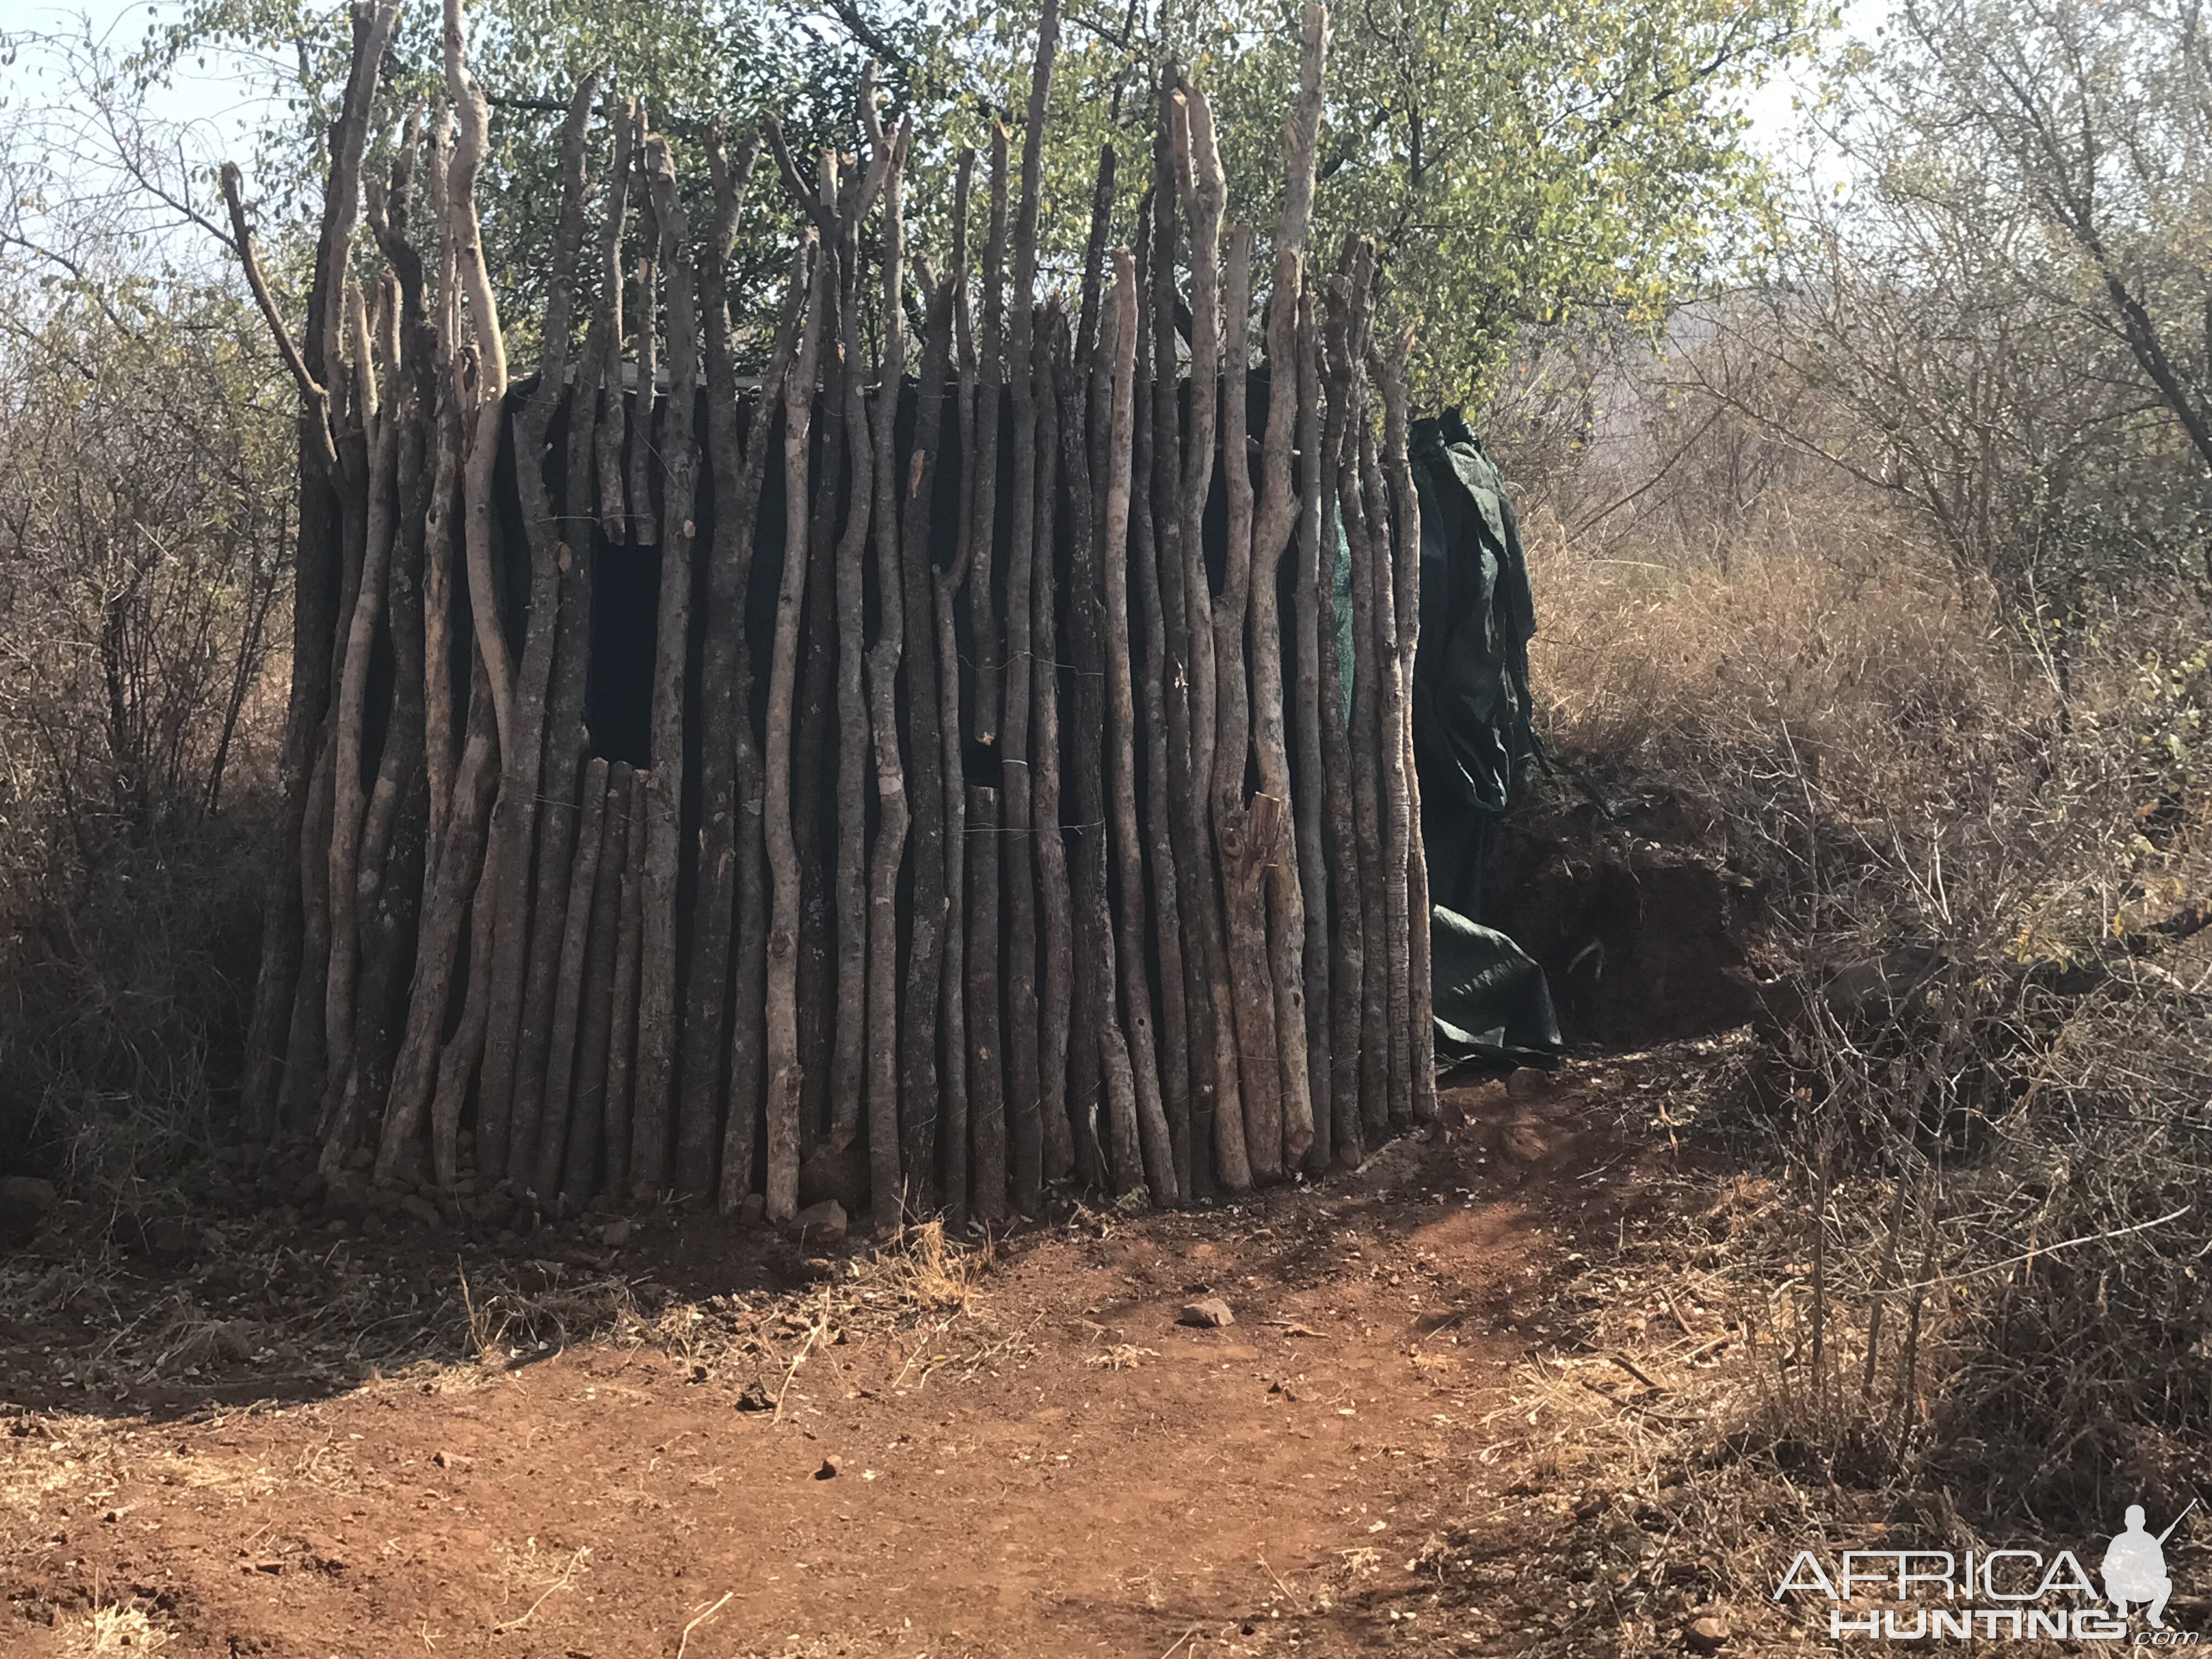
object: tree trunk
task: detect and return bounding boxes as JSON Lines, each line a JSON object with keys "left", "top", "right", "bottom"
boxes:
{"left": 966, "top": 783, "right": 1007, "bottom": 1221}
{"left": 830, "top": 220, "right": 876, "bottom": 1157}
{"left": 343, "top": 154, "right": 437, "bottom": 1172}
{"left": 382, "top": 652, "right": 496, "bottom": 1189}
{"left": 897, "top": 256, "right": 957, "bottom": 1217}
{"left": 933, "top": 182, "right": 978, "bottom": 1220}
{"left": 1358, "top": 415, "right": 1412, "bottom": 1129}
{"left": 565, "top": 761, "right": 634, "bottom": 1201}
{"left": 321, "top": 278, "right": 400, "bottom": 1133}
{"left": 631, "top": 138, "right": 703, "bottom": 1197}
{"left": 509, "top": 81, "right": 608, "bottom": 1192}
{"left": 594, "top": 106, "right": 636, "bottom": 546}
{"left": 285, "top": 313, "right": 369, "bottom": 1142}
{"left": 710, "top": 219, "right": 810, "bottom": 1215}
{"left": 1089, "top": 265, "right": 1175, "bottom": 1197}
{"left": 684, "top": 135, "right": 761, "bottom": 1206}
{"left": 1317, "top": 261, "right": 1366, "bottom": 1167}
{"left": 420, "top": 114, "right": 461, "bottom": 877}
{"left": 764, "top": 222, "right": 831, "bottom": 1221}
{"left": 534, "top": 753, "right": 609, "bottom": 1194}
{"left": 1250, "top": 255, "right": 1316, "bottom": 1169}
{"left": 1327, "top": 257, "right": 1390, "bottom": 1144}
{"left": 1001, "top": 0, "right": 1058, "bottom": 1215}
{"left": 1129, "top": 201, "right": 1192, "bottom": 1195}
{"left": 1291, "top": 287, "right": 1334, "bottom": 1170}
{"left": 969, "top": 126, "right": 1010, "bottom": 754}
{"left": 1168, "top": 80, "right": 1248, "bottom": 1194}
{"left": 237, "top": 0, "right": 396, "bottom": 1146}
{"left": 602, "top": 766, "right": 652, "bottom": 1195}
{"left": 864, "top": 120, "right": 915, "bottom": 1230}
{"left": 443, "top": 22, "right": 550, "bottom": 1181}
{"left": 1033, "top": 307, "right": 1075, "bottom": 1189}
{"left": 1212, "top": 223, "right": 1283, "bottom": 1182}
{"left": 1371, "top": 331, "right": 1435, "bottom": 1126}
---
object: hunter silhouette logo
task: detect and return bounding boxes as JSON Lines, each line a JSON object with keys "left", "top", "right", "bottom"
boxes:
{"left": 2105, "top": 1500, "right": 2195, "bottom": 1627}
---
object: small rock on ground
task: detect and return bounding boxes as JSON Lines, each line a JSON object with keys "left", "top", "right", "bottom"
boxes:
{"left": 1505, "top": 1065, "right": 1553, "bottom": 1101}
{"left": 1179, "top": 1297, "right": 1235, "bottom": 1329}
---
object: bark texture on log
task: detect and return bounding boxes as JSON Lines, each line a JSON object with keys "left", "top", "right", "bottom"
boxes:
{"left": 1291, "top": 287, "right": 1334, "bottom": 1169}
{"left": 966, "top": 783, "right": 1006, "bottom": 1221}
{"left": 1169, "top": 80, "right": 1249, "bottom": 1193}
{"left": 506, "top": 78, "right": 603, "bottom": 1193}
{"left": 1317, "top": 261, "right": 1367, "bottom": 1168}
{"left": 382, "top": 652, "right": 495, "bottom": 1189}
{"left": 864, "top": 111, "right": 917, "bottom": 1229}
{"left": 1086, "top": 268, "right": 1171, "bottom": 1197}
{"left": 602, "top": 765, "right": 652, "bottom": 1194}
{"left": 1371, "top": 329, "right": 1432, "bottom": 1125}
{"left": 1212, "top": 222, "right": 1283, "bottom": 1182}
{"left": 535, "top": 753, "right": 610, "bottom": 1194}
{"left": 631, "top": 137, "right": 704, "bottom": 1197}
{"left": 1001, "top": 0, "right": 1059, "bottom": 1215}
{"left": 933, "top": 159, "right": 977, "bottom": 1220}
{"left": 566, "top": 761, "right": 634, "bottom": 1200}
{"left": 233, "top": 0, "right": 398, "bottom": 1145}
{"left": 763, "top": 204, "right": 831, "bottom": 1221}
{"left": 1129, "top": 201, "right": 1192, "bottom": 1197}
{"left": 1033, "top": 307, "right": 1075, "bottom": 1188}
{"left": 707, "top": 211, "right": 810, "bottom": 1215}
{"left": 897, "top": 256, "right": 957, "bottom": 1217}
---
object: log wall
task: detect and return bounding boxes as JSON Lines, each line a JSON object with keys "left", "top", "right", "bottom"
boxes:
{"left": 230, "top": 0, "right": 1436, "bottom": 1228}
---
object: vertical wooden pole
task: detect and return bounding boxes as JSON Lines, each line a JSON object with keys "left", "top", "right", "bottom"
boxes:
{"left": 715, "top": 224, "right": 813, "bottom": 1215}
{"left": 967, "top": 783, "right": 1006, "bottom": 1220}
{"left": 897, "top": 256, "right": 958, "bottom": 1215}
{"left": 1002, "top": 0, "right": 1060, "bottom": 1215}
{"left": 630, "top": 136, "right": 703, "bottom": 1197}
{"left": 1212, "top": 222, "right": 1282, "bottom": 1181}
{"left": 934, "top": 153, "right": 979, "bottom": 1220}
{"left": 864, "top": 110, "right": 917, "bottom": 1228}
{"left": 602, "top": 765, "right": 652, "bottom": 1193}
{"left": 681, "top": 132, "right": 765, "bottom": 1200}
{"left": 1329, "top": 250, "right": 1391, "bottom": 1142}
{"left": 1291, "top": 286, "right": 1334, "bottom": 1168}
{"left": 1034, "top": 304, "right": 1076, "bottom": 1187}
{"left": 1130, "top": 198, "right": 1193, "bottom": 1194}
{"left": 1170, "top": 81, "right": 1250, "bottom": 1194}
{"left": 535, "top": 753, "right": 610, "bottom": 1193}
{"left": 565, "top": 761, "right": 634, "bottom": 1200}
{"left": 1317, "top": 257, "right": 1367, "bottom": 1166}
{"left": 763, "top": 194, "right": 831, "bottom": 1220}
{"left": 235, "top": 0, "right": 397, "bottom": 1144}
{"left": 507, "top": 78, "right": 606, "bottom": 1192}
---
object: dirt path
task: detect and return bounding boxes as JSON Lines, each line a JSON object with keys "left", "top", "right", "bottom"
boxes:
{"left": 1, "top": 1073, "right": 1680, "bottom": 1658}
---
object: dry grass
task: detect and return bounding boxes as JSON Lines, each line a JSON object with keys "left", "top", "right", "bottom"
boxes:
{"left": 60, "top": 1602, "right": 177, "bottom": 1656}
{"left": 1482, "top": 410, "right": 2212, "bottom": 1646}
{"left": 1523, "top": 506, "right": 2025, "bottom": 851}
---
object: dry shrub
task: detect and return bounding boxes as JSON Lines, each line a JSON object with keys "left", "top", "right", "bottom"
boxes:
{"left": 1506, "top": 360, "right": 2212, "bottom": 1603}
{"left": 0, "top": 278, "right": 289, "bottom": 1198}
{"left": 1522, "top": 495, "right": 2024, "bottom": 879}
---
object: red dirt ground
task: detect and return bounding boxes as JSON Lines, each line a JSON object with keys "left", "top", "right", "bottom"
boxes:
{"left": 1, "top": 1069, "right": 1691, "bottom": 1658}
